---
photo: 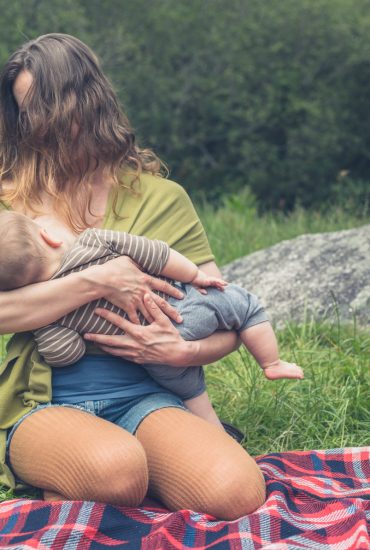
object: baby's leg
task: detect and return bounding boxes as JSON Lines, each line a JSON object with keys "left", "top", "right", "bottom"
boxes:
{"left": 184, "top": 391, "right": 224, "bottom": 428}
{"left": 241, "top": 322, "right": 304, "bottom": 380}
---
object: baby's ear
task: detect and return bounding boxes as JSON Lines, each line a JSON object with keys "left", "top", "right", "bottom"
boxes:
{"left": 39, "top": 228, "right": 63, "bottom": 248}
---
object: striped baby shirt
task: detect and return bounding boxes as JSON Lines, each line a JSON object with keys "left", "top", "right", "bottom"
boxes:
{"left": 33, "top": 228, "right": 170, "bottom": 366}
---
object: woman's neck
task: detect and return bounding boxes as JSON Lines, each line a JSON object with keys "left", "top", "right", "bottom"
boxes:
{"left": 86, "top": 167, "right": 114, "bottom": 227}
{"left": 5, "top": 164, "right": 115, "bottom": 231}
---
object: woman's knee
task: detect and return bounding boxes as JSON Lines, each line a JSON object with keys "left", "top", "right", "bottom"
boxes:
{"left": 83, "top": 432, "right": 149, "bottom": 506}
{"left": 9, "top": 407, "right": 149, "bottom": 506}
{"left": 137, "top": 407, "right": 265, "bottom": 519}
{"left": 200, "top": 452, "right": 266, "bottom": 520}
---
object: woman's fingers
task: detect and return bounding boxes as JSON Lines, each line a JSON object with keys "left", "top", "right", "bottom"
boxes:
{"left": 137, "top": 303, "right": 154, "bottom": 324}
{"left": 98, "top": 258, "right": 183, "bottom": 323}
{"left": 150, "top": 293, "right": 182, "bottom": 323}
{"left": 84, "top": 300, "right": 190, "bottom": 366}
{"left": 148, "top": 276, "right": 184, "bottom": 300}
{"left": 99, "top": 257, "right": 183, "bottom": 317}
{"left": 142, "top": 293, "right": 162, "bottom": 321}
{"left": 125, "top": 305, "right": 141, "bottom": 325}
{"left": 84, "top": 331, "right": 131, "bottom": 347}
{"left": 85, "top": 309, "right": 139, "bottom": 337}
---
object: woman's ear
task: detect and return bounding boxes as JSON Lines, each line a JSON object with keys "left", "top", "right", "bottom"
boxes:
{"left": 39, "top": 227, "right": 63, "bottom": 248}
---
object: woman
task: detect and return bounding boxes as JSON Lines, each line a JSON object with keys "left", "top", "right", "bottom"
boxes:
{"left": 0, "top": 34, "right": 265, "bottom": 520}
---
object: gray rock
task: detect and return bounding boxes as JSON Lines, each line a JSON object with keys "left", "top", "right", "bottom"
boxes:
{"left": 221, "top": 224, "right": 370, "bottom": 327}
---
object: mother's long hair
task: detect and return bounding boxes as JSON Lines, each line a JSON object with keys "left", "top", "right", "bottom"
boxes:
{"left": 0, "top": 33, "right": 164, "bottom": 231}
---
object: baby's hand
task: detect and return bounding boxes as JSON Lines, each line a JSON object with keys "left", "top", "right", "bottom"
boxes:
{"left": 191, "top": 270, "right": 228, "bottom": 294}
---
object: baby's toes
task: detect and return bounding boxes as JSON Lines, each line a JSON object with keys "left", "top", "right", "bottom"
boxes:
{"left": 295, "top": 366, "right": 304, "bottom": 378}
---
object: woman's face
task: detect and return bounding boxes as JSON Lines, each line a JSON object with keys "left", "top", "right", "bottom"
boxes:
{"left": 13, "top": 70, "right": 33, "bottom": 110}
{"left": 13, "top": 68, "right": 80, "bottom": 140}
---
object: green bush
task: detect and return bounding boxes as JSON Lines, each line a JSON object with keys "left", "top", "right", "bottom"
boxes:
{"left": 1, "top": 0, "right": 370, "bottom": 209}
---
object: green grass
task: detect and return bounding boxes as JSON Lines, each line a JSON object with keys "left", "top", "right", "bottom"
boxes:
{"left": 0, "top": 203, "right": 369, "bottom": 500}
{"left": 0, "top": 335, "right": 10, "bottom": 359}
{"left": 206, "top": 320, "right": 370, "bottom": 456}
{"left": 198, "top": 195, "right": 370, "bottom": 265}
{"left": 198, "top": 201, "right": 370, "bottom": 455}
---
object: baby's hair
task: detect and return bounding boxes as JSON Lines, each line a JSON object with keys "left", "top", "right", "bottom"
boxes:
{"left": 0, "top": 211, "right": 46, "bottom": 290}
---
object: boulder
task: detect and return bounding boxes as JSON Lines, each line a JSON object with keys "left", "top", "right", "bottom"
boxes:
{"left": 221, "top": 224, "right": 370, "bottom": 327}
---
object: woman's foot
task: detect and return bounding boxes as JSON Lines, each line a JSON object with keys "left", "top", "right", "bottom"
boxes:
{"left": 262, "top": 360, "right": 304, "bottom": 380}
{"left": 221, "top": 421, "right": 245, "bottom": 443}
{"left": 43, "top": 489, "right": 65, "bottom": 501}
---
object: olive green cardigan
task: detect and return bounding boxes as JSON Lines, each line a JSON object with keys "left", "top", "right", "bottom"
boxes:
{"left": 0, "top": 173, "right": 214, "bottom": 488}
{"left": 0, "top": 334, "right": 51, "bottom": 487}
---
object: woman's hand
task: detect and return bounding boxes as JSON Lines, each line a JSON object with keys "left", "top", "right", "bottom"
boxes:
{"left": 92, "top": 256, "right": 184, "bottom": 324}
{"left": 84, "top": 294, "right": 197, "bottom": 366}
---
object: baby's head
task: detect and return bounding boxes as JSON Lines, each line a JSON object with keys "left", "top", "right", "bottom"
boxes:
{"left": 0, "top": 211, "right": 49, "bottom": 290}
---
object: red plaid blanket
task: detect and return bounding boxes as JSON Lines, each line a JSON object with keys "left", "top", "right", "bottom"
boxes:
{"left": 0, "top": 447, "right": 369, "bottom": 549}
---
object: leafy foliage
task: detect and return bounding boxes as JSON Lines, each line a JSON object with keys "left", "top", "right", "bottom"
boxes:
{"left": 1, "top": 0, "right": 370, "bottom": 208}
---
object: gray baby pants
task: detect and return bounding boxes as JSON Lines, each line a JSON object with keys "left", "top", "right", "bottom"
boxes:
{"left": 144, "top": 283, "right": 268, "bottom": 400}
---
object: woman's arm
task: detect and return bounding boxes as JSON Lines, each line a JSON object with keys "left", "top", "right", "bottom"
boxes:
{"left": 0, "top": 256, "right": 183, "bottom": 334}
{"left": 188, "top": 261, "right": 241, "bottom": 361}
{"left": 99, "top": 228, "right": 224, "bottom": 289}
{"left": 84, "top": 261, "right": 241, "bottom": 366}
{"left": 0, "top": 270, "right": 100, "bottom": 334}
{"left": 84, "top": 293, "right": 239, "bottom": 367}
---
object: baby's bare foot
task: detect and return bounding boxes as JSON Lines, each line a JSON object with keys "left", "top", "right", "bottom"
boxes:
{"left": 262, "top": 360, "right": 304, "bottom": 380}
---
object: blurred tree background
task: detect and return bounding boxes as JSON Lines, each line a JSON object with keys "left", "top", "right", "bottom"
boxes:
{"left": 1, "top": 0, "right": 370, "bottom": 211}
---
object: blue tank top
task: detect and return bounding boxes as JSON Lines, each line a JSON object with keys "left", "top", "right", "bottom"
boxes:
{"left": 52, "top": 354, "right": 164, "bottom": 403}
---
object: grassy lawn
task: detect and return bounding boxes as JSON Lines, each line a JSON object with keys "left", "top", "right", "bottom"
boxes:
{"left": 198, "top": 192, "right": 370, "bottom": 265}
{"left": 199, "top": 200, "right": 370, "bottom": 454}
{"left": 0, "top": 204, "right": 369, "bottom": 500}
{"left": 206, "top": 320, "right": 370, "bottom": 456}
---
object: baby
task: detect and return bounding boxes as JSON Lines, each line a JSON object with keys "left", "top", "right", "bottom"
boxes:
{"left": 0, "top": 211, "right": 303, "bottom": 427}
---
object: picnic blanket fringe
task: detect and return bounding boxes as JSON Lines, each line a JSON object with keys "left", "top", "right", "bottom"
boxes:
{"left": 0, "top": 447, "right": 369, "bottom": 549}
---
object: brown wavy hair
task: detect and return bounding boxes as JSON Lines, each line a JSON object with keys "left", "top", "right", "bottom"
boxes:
{"left": 0, "top": 33, "right": 166, "bottom": 232}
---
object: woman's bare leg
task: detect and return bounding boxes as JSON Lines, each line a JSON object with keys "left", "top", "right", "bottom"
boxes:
{"left": 136, "top": 408, "right": 266, "bottom": 520}
{"left": 184, "top": 391, "right": 224, "bottom": 428}
{"left": 9, "top": 407, "right": 148, "bottom": 506}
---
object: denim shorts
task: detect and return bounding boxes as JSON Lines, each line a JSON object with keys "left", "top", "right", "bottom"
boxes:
{"left": 6, "top": 392, "right": 186, "bottom": 483}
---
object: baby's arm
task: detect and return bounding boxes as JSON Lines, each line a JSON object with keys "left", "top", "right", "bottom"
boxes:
{"left": 93, "top": 229, "right": 170, "bottom": 275}
{"left": 34, "top": 325, "right": 86, "bottom": 366}
{"left": 160, "top": 249, "right": 227, "bottom": 290}
{"left": 94, "top": 228, "right": 227, "bottom": 289}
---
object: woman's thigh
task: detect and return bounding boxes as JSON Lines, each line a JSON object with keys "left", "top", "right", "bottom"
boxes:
{"left": 9, "top": 406, "right": 148, "bottom": 506}
{"left": 136, "top": 407, "right": 266, "bottom": 520}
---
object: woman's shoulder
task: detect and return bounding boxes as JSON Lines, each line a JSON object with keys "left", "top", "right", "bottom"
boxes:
{"left": 134, "top": 172, "right": 189, "bottom": 200}
{"left": 113, "top": 171, "right": 214, "bottom": 263}
{"left": 116, "top": 171, "right": 194, "bottom": 220}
